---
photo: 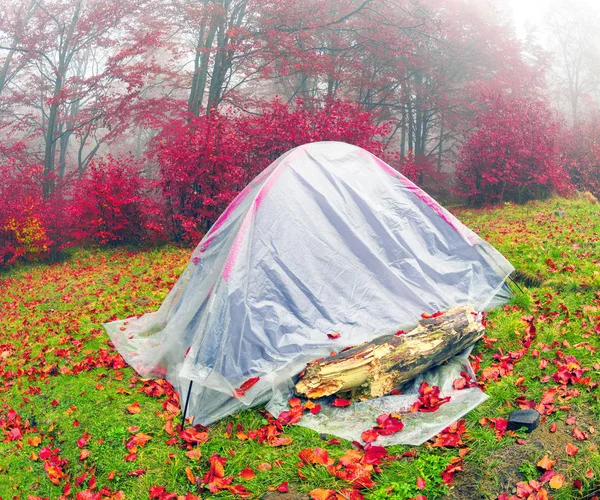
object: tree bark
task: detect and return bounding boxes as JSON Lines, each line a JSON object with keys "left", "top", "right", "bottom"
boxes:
{"left": 295, "top": 306, "right": 484, "bottom": 400}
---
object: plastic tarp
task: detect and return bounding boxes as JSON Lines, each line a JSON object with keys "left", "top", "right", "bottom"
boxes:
{"left": 104, "top": 141, "right": 514, "bottom": 444}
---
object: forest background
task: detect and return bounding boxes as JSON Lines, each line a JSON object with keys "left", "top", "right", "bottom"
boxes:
{"left": 1, "top": 0, "right": 600, "bottom": 264}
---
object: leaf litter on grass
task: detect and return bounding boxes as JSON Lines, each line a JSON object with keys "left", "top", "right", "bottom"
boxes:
{"left": 0, "top": 198, "right": 599, "bottom": 499}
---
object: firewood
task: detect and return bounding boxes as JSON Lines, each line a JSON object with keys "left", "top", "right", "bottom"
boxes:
{"left": 295, "top": 306, "right": 484, "bottom": 400}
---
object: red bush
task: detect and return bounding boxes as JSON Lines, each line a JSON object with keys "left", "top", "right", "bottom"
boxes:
{"left": 68, "top": 157, "right": 164, "bottom": 245}
{"left": 455, "top": 93, "right": 570, "bottom": 205}
{"left": 0, "top": 146, "right": 57, "bottom": 266}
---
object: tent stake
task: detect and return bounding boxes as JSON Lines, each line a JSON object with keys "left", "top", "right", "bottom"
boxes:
{"left": 508, "top": 275, "right": 524, "bottom": 294}
{"left": 181, "top": 380, "right": 193, "bottom": 428}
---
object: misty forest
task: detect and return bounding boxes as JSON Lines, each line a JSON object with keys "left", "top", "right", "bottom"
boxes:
{"left": 1, "top": 0, "right": 600, "bottom": 499}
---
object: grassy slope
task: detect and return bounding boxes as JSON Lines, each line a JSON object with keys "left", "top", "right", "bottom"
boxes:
{"left": 0, "top": 198, "right": 599, "bottom": 499}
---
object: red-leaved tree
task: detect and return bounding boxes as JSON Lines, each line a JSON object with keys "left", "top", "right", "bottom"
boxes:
{"left": 455, "top": 93, "right": 569, "bottom": 205}
{"left": 154, "top": 98, "right": 388, "bottom": 242}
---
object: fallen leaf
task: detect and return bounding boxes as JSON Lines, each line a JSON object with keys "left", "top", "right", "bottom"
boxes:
{"left": 127, "top": 402, "right": 141, "bottom": 414}
{"left": 185, "top": 447, "right": 202, "bottom": 460}
{"left": 185, "top": 466, "right": 196, "bottom": 484}
{"left": 331, "top": 398, "right": 351, "bottom": 407}
{"left": 549, "top": 474, "right": 565, "bottom": 489}
{"left": 565, "top": 443, "right": 579, "bottom": 456}
{"left": 537, "top": 455, "right": 556, "bottom": 471}
{"left": 233, "top": 377, "right": 260, "bottom": 398}
{"left": 239, "top": 468, "right": 255, "bottom": 480}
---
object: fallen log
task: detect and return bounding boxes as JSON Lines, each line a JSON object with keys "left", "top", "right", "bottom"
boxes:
{"left": 295, "top": 306, "right": 484, "bottom": 400}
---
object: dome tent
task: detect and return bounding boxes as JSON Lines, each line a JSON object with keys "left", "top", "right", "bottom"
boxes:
{"left": 104, "top": 141, "right": 514, "bottom": 432}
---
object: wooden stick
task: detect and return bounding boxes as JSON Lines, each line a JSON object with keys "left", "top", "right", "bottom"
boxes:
{"left": 295, "top": 306, "right": 484, "bottom": 400}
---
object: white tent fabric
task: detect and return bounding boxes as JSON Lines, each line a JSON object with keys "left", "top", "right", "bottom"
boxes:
{"left": 104, "top": 141, "right": 514, "bottom": 439}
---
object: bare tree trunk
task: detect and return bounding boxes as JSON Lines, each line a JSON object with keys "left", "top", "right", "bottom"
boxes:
{"left": 43, "top": 0, "right": 82, "bottom": 196}
{"left": 295, "top": 306, "right": 483, "bottom": 400}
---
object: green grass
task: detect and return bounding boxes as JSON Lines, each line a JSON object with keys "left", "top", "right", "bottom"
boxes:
{"left": 0, "top": 198, "right": 599, "bottom": 499}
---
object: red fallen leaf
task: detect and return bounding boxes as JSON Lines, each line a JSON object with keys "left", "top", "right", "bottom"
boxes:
{"left": 179, "top": 428, "right": 209, "bottom": 444}
{"left": 309, "top": 489, "right": 336, "bottom": 500}
{"left": 149, "top": 486, "right": 166, "bottom": 498}
{"left": 516, "top": 481, "right": 533, "bottom": 497}
{"left": 79, "top": 449, "right": 90, "bottom": 460}
{"left": 430, "top": 420, "right": 467, "bottom": 448}
{"left": 362, "top": 444, "right": 387, "bottom": 465}
{"left": 361, "top": 429, "right": 379, "bottom": 443}
{"left": 39, "top": 446, "right": 52, "bottom": 460}
{"left": 239, "top": 468, "right": 255, "bottom": 480}
{"left": 130, "top": 432, "right": 152, "bottom": 447}
{"left": 565, "top": 443, "right": 579, "bottom": 456}
{"left": 339, "top": 449, "right": 363, "bottom": 467}
{"left": 127, "top": 402, "right": 141, "bottom": 414}
{"left": 313, "top": 447, "right": 331, "bottom": 465}
{"left": 128, "top": 469, "right": 146, "bottom": 476}
{"left": 411, "top": 382, "right": 451, "bottom": 413}
{"left": 124, "top": 452, "right": 137, "bottom": 462}
{"left": 573, "top": 479, "right": 582, "bottom": 490}
{"left": 586, "top": 468, "right": 594, "bottom": 479}
{"left": 537, "top": 455, "right": 556, "bottom": 471}
{"left": 327, "top": 438, "right": 341, "bottom": 445}
{"left": 289, "top": 398, "right": 302, "bottom": 407}
{"left": 236, "top": 424, "right": 248, "bottom": 441}
{"left": 331, "top": 398, "right": 351, "bottom": 407}
{"left": 453, "top": 371, "right": 475, "bottom": 390}
{"left": 416, "top": 477, "right": 426, "bottom": 490}
{"left": 257, "top": 463, "right": 272, "bottom": 471}
{"left": 516, "top": 439, "right": 527, "bottom": 445}
{"left": 269, "top": 436, "right": 293, "bottom": 446}
{"left": 394, "top": 330, "right": 405, "bottom": 336}
{"left": 327, "top": 332, "right": 341, "bottom": 339}
{"left": 440, "top": 456, "right": 463, "bottom": 485}
{"left": 573, "top": 427, "right": 588, "bottom": 440}
{"left": 566, "top": 415, "right": 576, "bottom": 425}
{"left": 310, "top": 404, "right": 322, "bottom": 415}
{"left": 75, "top": 489, "right": 100, "bottom": 500}
{"left": 186, "top": 447, "right": 202, "bottom": 460}
{"left": 539, "top": 469, "right": 555, "bottom": 484}
{"left": 422, "top": 310, "right": 445, "bottom": 318}
{"left": 375, "top": 413, "right": 404, "bottom": 435}
{"left": 341, "top": 490, "right": 365, "bottom": 500}
{"left": 51, "top": 400, "right": 59, "bottom": 407}
{"left": 277, "top": 481, "right": 289, "bottom": 493}
{"left": 550, "top": 423, "right": 557, "bottom": 433}
{"left": 233, "top": 377, "right": 260, "bottom": 398}
{"left": 8, "top": 427, "right": 22, "bottom": 441}
{"left": 107, "top": 470, "right": 116, "bottom": 480}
